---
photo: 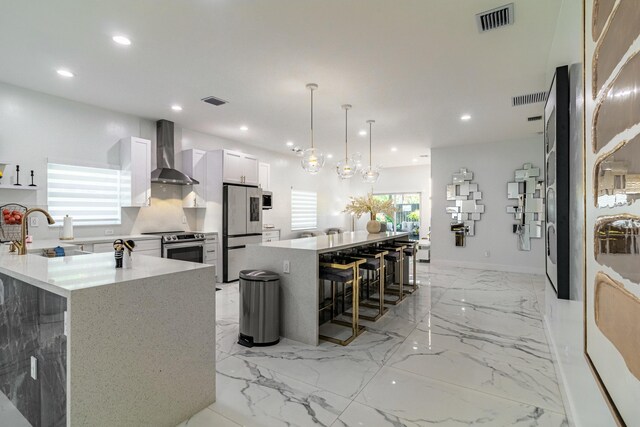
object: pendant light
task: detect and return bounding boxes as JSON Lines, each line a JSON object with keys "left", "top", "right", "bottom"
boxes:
{"left": 301, "top": 83, "right": 325, "bottom": 174}
{"left": 336, "top": 104, "right": 356, "bottom": 179}
{"left": 361, "top": 119, "right": 380, "bottom": 183}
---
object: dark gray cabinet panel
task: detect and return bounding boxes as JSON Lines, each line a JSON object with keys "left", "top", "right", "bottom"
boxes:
{"left": 0, "top": 273, "right": 66, "bottom": 427}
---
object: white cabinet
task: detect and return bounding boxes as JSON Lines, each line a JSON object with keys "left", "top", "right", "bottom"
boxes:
{"left": 204, "top": 234, "right": 218, "bottom": 282}
{"left": 90, "top": 239, "right": 161, "bottom": 258}
{"left": 243, "top": 154, "right": 259, "bottom": 185}
{"left": 182, "top": 149, "right": 207, "bottom": 208}
{"left": 222, "top": 150, "right": 259, "bottom": 185}
{"left": 258, "top": 162, "right": 271, "bottom": 190}
{"left": 262, "top": 229, "right": 280, "bottom": 243}
{"left": 120, "top": 137, "right": 151, "bottom": 207}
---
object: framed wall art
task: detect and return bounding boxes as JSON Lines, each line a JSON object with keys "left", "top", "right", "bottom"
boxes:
{"left": 584, "top": 0, "right": 640, "bottom": 424}
{"left": 545, "top": 65, "right": 571, "bottom": 299}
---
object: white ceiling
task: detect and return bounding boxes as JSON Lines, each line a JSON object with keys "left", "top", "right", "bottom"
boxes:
{"left": 0, "top": 0, "right": 561, "bottom": 167}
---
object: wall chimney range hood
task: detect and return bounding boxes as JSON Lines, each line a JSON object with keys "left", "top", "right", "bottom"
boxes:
{"left": 151, "top": 119, "right": 199, "bottom": 185}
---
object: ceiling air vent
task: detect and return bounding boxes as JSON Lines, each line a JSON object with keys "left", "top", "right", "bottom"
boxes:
{"left": 476, "top": 3, "right": 514, "bottom": 32}
{"left": 512, "top": 91, "right": 547, "bottom": 107}
{"left": 202, "top": 96, "right": 228, "bottom": 106}
{"left": 528, "top": 115, "right": 543, "bottom": 122}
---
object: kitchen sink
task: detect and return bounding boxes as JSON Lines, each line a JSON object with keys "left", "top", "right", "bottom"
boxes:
{"left": 36, "top": 249, "right": 92, "bottom": 258}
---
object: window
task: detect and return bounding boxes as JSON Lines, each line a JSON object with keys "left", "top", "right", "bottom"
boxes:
{"left": 291, "top": 189, "right": 317, "bottom": 231}
{"left": 47, "top": 162, "right": 121, "bottom": 226}
{"left": 373, "top": 192, "right": 421, "bottom": 238}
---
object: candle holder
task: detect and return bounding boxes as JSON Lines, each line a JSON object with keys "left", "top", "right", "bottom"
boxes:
{"left": 13, "top": 165, "right": 21, "bottom": 186}
{"left": 29, "top": 170, "right": 36, "bottom": 187}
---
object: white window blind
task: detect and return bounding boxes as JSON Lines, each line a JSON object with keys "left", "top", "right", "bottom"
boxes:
{"left": 291, "top": 189, "right": 317, "bottom": 231}
{"left": 47, "top": 163, "right": 121, "bottom": 226}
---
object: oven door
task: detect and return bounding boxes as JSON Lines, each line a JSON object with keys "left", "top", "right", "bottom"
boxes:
{"left": 163, "top": 241, "right": 204, "bottom": 263}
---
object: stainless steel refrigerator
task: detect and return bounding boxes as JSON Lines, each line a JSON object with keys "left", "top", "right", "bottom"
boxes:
{"left": 223, "top": 184, "right": 263, "bottom": 282}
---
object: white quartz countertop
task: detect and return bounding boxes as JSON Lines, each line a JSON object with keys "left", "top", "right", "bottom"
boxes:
{"left": 0, "top": 251, "right": 213, "bottom": 298}
{"left": 255, "top": 231, "right": 410, "bottom": 253}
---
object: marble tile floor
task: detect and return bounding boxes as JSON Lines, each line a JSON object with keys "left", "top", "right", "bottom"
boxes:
{"left": 0, "top": 391, "right": 31, "bottom": 427}
{"left": 179, "top": 264, "right": 567, "bottom": 427}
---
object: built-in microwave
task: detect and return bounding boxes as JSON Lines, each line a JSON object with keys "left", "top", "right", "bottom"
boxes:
{"left": 262, "top": 191, "right": 273, "bottom": 210}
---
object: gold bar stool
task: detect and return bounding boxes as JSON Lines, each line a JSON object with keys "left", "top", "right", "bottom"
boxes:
{"left": 390, "top": 240, "right": 419, "bottom": 294}
{"left": 318, "top": 254, "right": 366, "bottom": 346}
{"left": 348, "top": 248, "right": 389, "bottom": 321}
{"left": 378, "top": 243, "right": 407, "bottom": 303}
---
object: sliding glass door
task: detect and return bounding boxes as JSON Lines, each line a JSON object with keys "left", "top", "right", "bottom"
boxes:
{"left": 372, "top": 193, "right": 421, "bottom": 238}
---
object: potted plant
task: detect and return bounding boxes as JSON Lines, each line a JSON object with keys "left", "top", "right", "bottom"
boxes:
{"left": 344, "top": 194, "right": 396, "bottom": 234}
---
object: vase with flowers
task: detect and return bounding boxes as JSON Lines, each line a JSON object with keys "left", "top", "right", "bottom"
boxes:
{"left": 343, "top": 193, "right": 396, "bottom": 234}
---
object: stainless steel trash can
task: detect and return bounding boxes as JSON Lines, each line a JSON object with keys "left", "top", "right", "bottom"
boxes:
{"left": 238, "top": 269, "right": 280, "bottom": 347}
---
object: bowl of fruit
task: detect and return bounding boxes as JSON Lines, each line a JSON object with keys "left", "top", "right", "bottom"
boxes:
{"left": 3, "top": 209, "right": 23, "bottom": 225}
{"left": 1, "top": 204, "right": 27, "bottom": 242}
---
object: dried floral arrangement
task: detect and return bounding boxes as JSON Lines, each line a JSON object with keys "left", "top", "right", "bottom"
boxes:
{"left": 343, "top": 193, "right": 396, "bottom": 221}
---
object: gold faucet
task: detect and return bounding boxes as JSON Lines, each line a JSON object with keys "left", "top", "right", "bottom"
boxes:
{"left": 12, "top": 208, "right": 56, "bottom": 255}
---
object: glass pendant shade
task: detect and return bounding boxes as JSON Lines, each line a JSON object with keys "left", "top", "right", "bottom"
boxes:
{"left": 361, "top": 119, "right": 380, "bottom": 183}
{"left": 361, "top": 165, "right": 380, "bottom": 183}
{"left": 301, "top": 147, "right": 325, "bottom": 174}
{"left": 335, "top": 103, "right": 355, "bottom": 180}
{"left": 302, "top": 83, "right": 324, "bottom": 174}
{"left": 336, "top": 158, "right": 356, "bottom": 179}
{"left": 350, "top": 152, "right": 363, "bottom": 172}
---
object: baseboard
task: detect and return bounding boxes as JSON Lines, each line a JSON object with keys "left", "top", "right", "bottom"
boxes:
{"left": 430, "top": 259, "right": 544, "bottom": 275}
{"left": 542, "top": 312, "right": 577, "bottom": 427}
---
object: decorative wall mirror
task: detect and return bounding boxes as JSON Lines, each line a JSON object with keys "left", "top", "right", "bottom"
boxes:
{"left": 445, "top": 168, "right": 484, "bottom": 247}
{"left": 506, "top": 163, "right": 545, "bottom": 251}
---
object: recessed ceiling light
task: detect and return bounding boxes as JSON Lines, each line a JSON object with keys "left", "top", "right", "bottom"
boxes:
{"left": 286, "top": 141, "right": 294, "bottom": 147}
{"left": 412, "top": 158, "right": 418, "bottom": 162}
{"left": 460, "top": 114, "right": 471, "bottom": 121}
{"left": 327, "top": 153, "right": 333, "bottom": 159}
{"left": 240, "top": 126, "right": 249, "bottom": 131}
{"left": 112, "top": 35, "right": 131, "bottom": 46}
{"left": 391, "top": 147, "right": 398, "bottom": 152}
{"left": 56, "top": 69, "right": 74, "bottom": 78}
{"left": 359, "top": 130, "right": 367, "bottom": 136}
{"left": 171, "top": 105, "right": 183, "bottom": 111}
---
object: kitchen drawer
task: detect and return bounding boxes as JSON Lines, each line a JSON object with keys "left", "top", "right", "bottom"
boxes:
{"left": 92, "top": 242, "right": 113, "bottom": 253}
{"left": 205, "top": 247, "right": 217, "bottom": 261}
{"left": 262, "top": 230, "right": 280, "bottom": 239}
{"left": 205, "top": 234, "right": 218, "bottom": 243}
{"left": 91, "top": 239, "right": 160, "bottom": 254}
{"left": 133, "top": 239, "right": 161, "bottom": 252}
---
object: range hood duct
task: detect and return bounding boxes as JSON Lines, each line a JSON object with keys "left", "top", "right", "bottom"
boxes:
{"left": 151, "top": 119, "right": 199, "bottom": 185}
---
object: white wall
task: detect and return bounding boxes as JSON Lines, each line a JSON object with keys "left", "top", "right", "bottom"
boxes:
{"left": 430, "top": 137, "right": 544, "bottom": 274}
{"left": 0, "top": 81, "right": 202, "bottom": 239}
{"left": 0, "top": 82, "right": 351, "bottom": 243}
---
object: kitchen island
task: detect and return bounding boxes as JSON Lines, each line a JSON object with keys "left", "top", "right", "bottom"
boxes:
{"left": 245, "top": 231, "right": 409, "bottom": 346}
{"left": 0, "top": 247, "right": 216, "bottom": 427}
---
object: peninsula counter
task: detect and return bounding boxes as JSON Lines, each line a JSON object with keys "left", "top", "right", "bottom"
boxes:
{"left": 245, "top": 231, "right": 409, "bottom": 345}
{"left": 0, "top": 248, "right": 216, "bottom": 427}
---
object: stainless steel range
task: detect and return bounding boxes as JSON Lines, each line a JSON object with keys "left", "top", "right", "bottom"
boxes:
{"left": 143, "top": 231, "right": 207, "bottom": 263}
